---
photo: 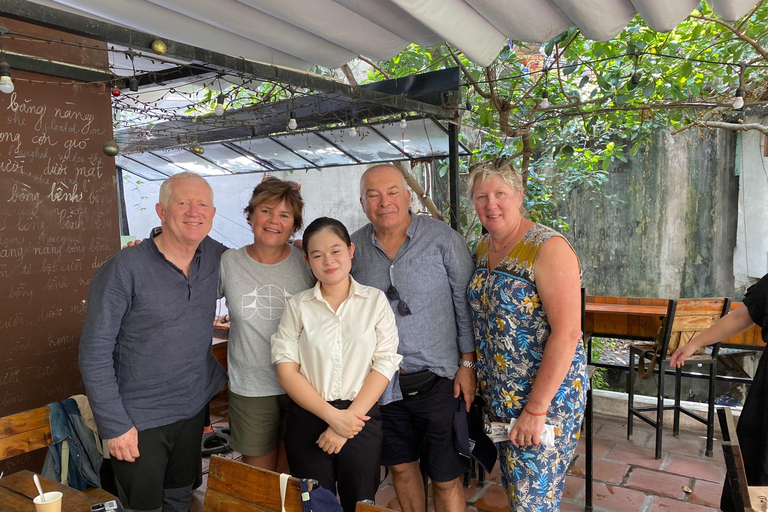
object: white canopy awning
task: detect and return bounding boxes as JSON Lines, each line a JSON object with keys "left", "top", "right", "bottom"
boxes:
{"left": 27, "top": 0, "right": 760, "bottom": 69}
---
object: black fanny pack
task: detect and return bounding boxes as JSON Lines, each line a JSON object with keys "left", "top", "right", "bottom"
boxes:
{"left": 398, "top": 370, "right": 439, "bottom": 399}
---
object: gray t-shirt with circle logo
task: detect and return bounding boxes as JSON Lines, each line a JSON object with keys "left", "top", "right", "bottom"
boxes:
{"left": 218, "top": 245, "right": 315, "bottom": 396}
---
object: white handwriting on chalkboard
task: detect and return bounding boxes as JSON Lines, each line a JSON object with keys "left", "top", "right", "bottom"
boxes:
{"left": 43, "top": 158, "right": 67, "bottom": 176}
{"left": 6, "top": 92, "right": 47, "bottom": 131}
{"left": 7, "top": 182, "right": 42, "bottom": 215}
{"left": 6, "top": 283, "right": 33, "bottom": 304}
{"left": 55, "top": 104, "right": 94, "bottom": 134}
{"left": 0, "top": 131, "right": 22, "bottom": 154}
{"left": 0, "top": 245, "right": 24, "bottom": 266}
{"left": 0, "top": 157, "right": 25, "bottom": 175}
{"left": 47, "top": 181, "right": 83, "bottom": 203}
{"left": 0, "top": 311, "right": 23, "bottom": 330}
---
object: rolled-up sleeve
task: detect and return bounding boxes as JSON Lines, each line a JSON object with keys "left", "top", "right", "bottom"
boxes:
{"left": 78, "top": 261, "right": 134, "bottom": 440}
{"left": 371, "top": 292, "right": 402, "bottom": 380}
{"left": 271, "top": 298, "right": 302, "bottom": 365}
{"left": 445, "top": 230, "right": 476, "bottom": 354}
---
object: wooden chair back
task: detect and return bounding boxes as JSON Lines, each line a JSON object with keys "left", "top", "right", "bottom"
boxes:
{"left": 658, "top": 298, "right": 730, "bottom": 359}
{"left": 203, "top": 455, "right": 308, "bottom": 512}
{"left": 0, "top": 406, "right": 52, "bottom": 461}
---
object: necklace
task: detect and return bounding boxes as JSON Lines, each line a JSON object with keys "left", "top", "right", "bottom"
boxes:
{"left": 488, "top": 237, "right": 515, "bottom": 253}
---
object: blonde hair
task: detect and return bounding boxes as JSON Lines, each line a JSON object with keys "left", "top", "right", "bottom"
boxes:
{"left": 467, "top": 159, "right": 527, "bottom": 216}
{"left": 158, "top": 172, "right": 213, "bottom": 206}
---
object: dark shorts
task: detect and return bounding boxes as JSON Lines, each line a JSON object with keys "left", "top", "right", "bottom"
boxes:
{"left": 380, "top": 376, "right": 470, "bottom": 482}
{"left": 111, "top": 406, "right": 206, "bottom": 512}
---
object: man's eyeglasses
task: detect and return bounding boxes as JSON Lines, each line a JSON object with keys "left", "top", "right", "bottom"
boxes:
{"left": 386, "top": 285, "right": 412, "bottom": 316}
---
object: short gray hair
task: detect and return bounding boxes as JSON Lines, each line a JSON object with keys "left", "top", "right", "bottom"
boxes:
{"left": 158, "top": 172, "right": 213, "bottom": 206}
{"left": 467, "top": 159, "right": 527, "bottom": 216}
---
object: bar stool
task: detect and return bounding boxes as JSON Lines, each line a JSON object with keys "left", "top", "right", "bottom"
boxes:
{"left": 628, "top": 298, "right": 730, "bottom": 459}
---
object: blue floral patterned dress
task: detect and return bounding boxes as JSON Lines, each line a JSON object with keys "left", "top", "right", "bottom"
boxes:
{"left": 467, "top": 224, "right": 587, "bottom": 511}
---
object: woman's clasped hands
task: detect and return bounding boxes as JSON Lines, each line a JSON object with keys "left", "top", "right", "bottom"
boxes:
{"left": 317, "top": 408, "right": 370, "bottom": 454}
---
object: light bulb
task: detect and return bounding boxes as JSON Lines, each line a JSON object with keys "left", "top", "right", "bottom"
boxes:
{"left": 129, "top": 77, "right": 139, "bottom": 92}
{"left": 0, "top": 76, "right": 13, "bottom": 94}
{"left": 214, "top": 93, "right": 226, "bottom": 116}
{"left": 288, "top": 111, "right": 297, "bottom": 130}
{"left": 399, "top": 116, "right": 407, "bottom": 130}
{"left": 539, "top": 90, "right": 550, "bottom": 109}
{"left": 348, "top": 126, "right": 358, "bottom": 137}
{"left": 0, "top": 62, "right": 13, "bottom": 94}
{"left": 733, "top": 87, "right": 744, "bottom": 109}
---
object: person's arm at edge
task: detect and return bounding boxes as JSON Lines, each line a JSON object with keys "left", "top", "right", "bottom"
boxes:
{"left": 446, "top": 229, "right": 477, "bottom": 411}
{"left": 511, "top": 236, "right": 582, "bottom": 447}
{"left": 670, "top": 305, "right": 756, "bottom": 368}
{"left": 78, "top": 260, "right": 139, "bottom": 461}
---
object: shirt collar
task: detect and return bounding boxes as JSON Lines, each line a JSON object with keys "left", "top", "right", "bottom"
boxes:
{"left": 304, "top": 275, "right": 370, "bottom": 302}
{"left": 149, "top": 226, "right": 203, "bottom": 257}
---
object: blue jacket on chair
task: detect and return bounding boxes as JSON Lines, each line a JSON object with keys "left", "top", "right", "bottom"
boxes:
{"left": 41, "top": 397, "right": 103, "bottom": 490}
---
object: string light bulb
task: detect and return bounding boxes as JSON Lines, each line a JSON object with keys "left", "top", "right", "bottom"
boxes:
{"left": 288, "top": 111, "right": 297, "bottom": 130}
{"left": 0, "top": 61, "right": 13, "bottom": 94}
{"left": 214, "top": 93, "right": 226, "bottom": 116}
{"left": 399, "top": 113, "right": 407, "bottom": 130}
{"left": 129, "top": 77, "right": 139, "bottom": 92}
{"left": 733, "top": 87, "right": 744, "bottom": 110}
{"left": 151, "top": 39, "right": 167, "bottom": 56}
{"left": 190, "top": 142, "right": 205, "bottom": 155}
{"left": 539, "top": 90, "right": 550, "bottom": 109}
{"left": 631, "top": 72, "right": 641, "bottom": 85}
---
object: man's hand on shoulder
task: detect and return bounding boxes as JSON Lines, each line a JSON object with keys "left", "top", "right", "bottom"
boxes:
{"left": 121, "top": 239, "right": 143, "bottom": 249}
{"left": 108, "top": 426, "right": 140, "bottom": 462}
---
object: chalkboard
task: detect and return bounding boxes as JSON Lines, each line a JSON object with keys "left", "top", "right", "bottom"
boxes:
{"left": 0, "top": 67, "right": 118, "bottom": 470}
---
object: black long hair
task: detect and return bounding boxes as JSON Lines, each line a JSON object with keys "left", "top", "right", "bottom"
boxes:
{"left": 302, "top": 217, "right": 351, "bottom": 256}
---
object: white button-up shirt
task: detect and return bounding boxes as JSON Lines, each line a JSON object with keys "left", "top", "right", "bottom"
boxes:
{"left": 271, "top": 277, "right": 402, "bottom": 401}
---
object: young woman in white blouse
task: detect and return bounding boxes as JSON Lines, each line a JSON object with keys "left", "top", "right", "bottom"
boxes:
{"left": 271, "top": 217, "right": 402, "bottom": 512}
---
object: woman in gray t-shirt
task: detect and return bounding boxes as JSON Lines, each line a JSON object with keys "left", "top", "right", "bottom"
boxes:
{"left": 218, "top": 177, "right": 314, "bottom": 471}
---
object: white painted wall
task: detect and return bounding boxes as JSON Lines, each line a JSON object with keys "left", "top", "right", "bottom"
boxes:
{"left": 121, "top": 165, "right": 372, "bottom": 248}
{"left": 734, "top": 115, "right": 768, "bottom": 291}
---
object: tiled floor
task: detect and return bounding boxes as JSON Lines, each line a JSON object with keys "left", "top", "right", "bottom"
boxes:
{"left": 192, "top": 397, "right": 726, "bottom": 512}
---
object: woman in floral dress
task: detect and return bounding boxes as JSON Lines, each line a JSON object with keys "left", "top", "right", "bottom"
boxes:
{"left": 466, "top": 159, "right": 587, "bottom": 511}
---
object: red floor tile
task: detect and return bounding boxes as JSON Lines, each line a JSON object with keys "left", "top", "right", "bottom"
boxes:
{"left": 574, "top": 436, "right": 614, "bottom": 459}
{"left": 592, "top": 482, "right": 649, "bottom": 511}
{"left": 605, "top": 443, "right": 666, "bottom": 470}
{"left": 473, "top": 484, "right": 509, "bottom": 512}
{"left": 661, "top": 454, "right": 726, "bottom": 483}
{"left": 651, "top": 496, "right": 719, "bottom": 511}
{"left": 563, "top": 475, "right": 584, "bottom": 501}
{"left": 688, "top": 479, "right": 723, "bottom": 508}
{"left": 642, "top": 430, "right": 715, "bottom": 458}
{"left": 625, "top": 467, "right": 692, "bottom": 499}
{"left": 568, "top": 455, "right": 630, "bottom": 484}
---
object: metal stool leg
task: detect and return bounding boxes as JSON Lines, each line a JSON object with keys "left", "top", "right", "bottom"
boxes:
{"left": 673, "top": 366, "right": 682, "bottom": 437}
{"left": 627, "top": 347, "right": 636, "bottom": 440}
{"left": 655, "top": 362, "right": 665, "bottom": 460}
{"left": 706, "top": 359, "right": 717, "bottom": 457}
{"left": 585, "top": 376, "right": 594, "bottom": 511}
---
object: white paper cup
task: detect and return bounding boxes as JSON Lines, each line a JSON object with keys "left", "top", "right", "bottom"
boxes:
{"left": 33, "top": 491, "right": 63, "bottom": 512}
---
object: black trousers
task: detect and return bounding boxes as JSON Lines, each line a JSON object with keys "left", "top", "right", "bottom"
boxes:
{"left": 111, "top": 406, "right": 206, "bottom": 512}
{"left": 285, "top": 400, "right": 382, "bottom": 512}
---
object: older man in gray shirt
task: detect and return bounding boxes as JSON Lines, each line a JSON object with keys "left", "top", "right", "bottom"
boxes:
{"left": 351, "top": 164, "right": 475, "bottom": 512}
{"left": 79, "top": 172, "right": 227, "bottom": 512}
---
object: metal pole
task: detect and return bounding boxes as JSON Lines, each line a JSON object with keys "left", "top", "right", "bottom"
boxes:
{"left": 448, "top": 123, "right": 459, "bottom": 231}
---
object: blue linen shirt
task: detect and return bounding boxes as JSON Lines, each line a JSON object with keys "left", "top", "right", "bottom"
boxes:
{"left": 79, "top": 229, "right": 228, "bottom": 439}
{"left": 351, "top": 214, "right": 475, "bottom": 404}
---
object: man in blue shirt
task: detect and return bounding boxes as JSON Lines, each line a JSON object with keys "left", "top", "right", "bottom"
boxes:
{"left": 351, "top": 164, "right": 476, "bottom": 512}
{"left": 79, "top": 172, "right": 227, "bottom": 512}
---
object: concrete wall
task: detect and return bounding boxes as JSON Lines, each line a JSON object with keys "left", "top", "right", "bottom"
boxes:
{"left": 733, "top": 113, "right": 768, "bottom": 292}
{"left": 122, "top": 166, "right": 372, "bottom": 247}
{"left": 561, "top": 128, "right": 739, "bottom": 299}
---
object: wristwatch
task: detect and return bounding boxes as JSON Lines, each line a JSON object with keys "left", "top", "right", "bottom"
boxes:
{"left": 459, "top": 358, "right": 477, "bottom": 370}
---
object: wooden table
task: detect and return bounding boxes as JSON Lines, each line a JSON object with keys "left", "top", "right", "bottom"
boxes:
{"left": 0, "top": 471, "right": 102, "bottom": 511}
{"left": 585, "top": 300, "right": 669, "bottom": 340}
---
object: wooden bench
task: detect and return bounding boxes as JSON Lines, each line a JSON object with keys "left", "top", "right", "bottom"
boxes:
{"left": 204, "top": 455, "right": 308, "bottom": 512}
{"left": 0, "top": 405, "right": 115, "bottom": 501}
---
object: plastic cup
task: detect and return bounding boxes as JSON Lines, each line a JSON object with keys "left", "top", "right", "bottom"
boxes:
{"left": 33, "top": 491, "right": 63, "bottom": 512}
